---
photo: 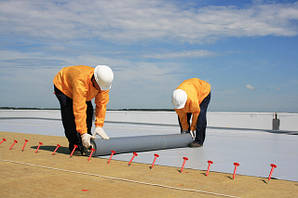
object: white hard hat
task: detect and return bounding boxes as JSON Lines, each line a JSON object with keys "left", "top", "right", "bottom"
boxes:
{"left": 172, "top": 89, "right": 187, "bottom": 109}
{"left": 94, "top": 65, "right": 114, "bottom": 90}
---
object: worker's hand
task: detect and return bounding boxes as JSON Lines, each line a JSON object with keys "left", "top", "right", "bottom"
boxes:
{"left": 190, "top": 131, "right": 196, "bottom": 140}
{"left": 81, "top": 133, "right": 94, "bottom": 149}
{"left": 93, "top": 127, "right": 110, "bottom": 140}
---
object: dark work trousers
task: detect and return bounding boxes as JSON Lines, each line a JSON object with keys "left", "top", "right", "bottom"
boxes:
{"left": 178, "top": 93, "right": 211, "bottom": 145}
{"left": 54, "top": 86, "right": 93, "bottom": 148}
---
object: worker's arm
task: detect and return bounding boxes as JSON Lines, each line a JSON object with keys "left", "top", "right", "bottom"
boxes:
{"left": 176, "top": 110, "right": 189, "bottom": 131}
{"left": 72, "top": 80, "right": 88, "bottom": 134}
{"left": 189, "top": 97, "right": 200, "bottom": 132}
{"left": 93, "top": 90, "right": 110, "bottom": 139}
{"left": 94, "top": 90, "right": 109, "bottom": 127}
{"left": 190, "top": 111, "right": 200, "bottom": 132}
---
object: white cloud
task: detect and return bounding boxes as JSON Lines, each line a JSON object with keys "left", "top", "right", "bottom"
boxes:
{"left": 143, "top": 50, "right": 216, "bottom": 59}
{"left": 0, "top": 1, "right": 297, "bottom": 43}
{"left": 0, "top": 50, "right": 66, "bottom": 69}
{"left": 246, "top": 84, "right": 256, "bottom": 90}
{"left": 1, "top": 1, "right": 298, "bottom": 110}
{"left": 0, "top": 49, "right": 184, "bottom": 108}
{"left": 0, "top": 50, "right": 41, "bottom": 60}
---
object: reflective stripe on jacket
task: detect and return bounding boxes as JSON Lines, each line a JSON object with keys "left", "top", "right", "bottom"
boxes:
{"left": 175, "top": 78, "right": 211, "bottom": 131}
{"left": 53, "top": 65, "right": 109, "bottom": 134}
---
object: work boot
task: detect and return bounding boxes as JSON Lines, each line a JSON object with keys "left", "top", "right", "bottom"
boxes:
{"left": 189, "top": 142, "right": 202, "bottom": 148}
{"left": 69, "top": 143, "right": 87, "bottom": 156}
{"left": 78, "top": 144, "right": 88, "bottom": 156}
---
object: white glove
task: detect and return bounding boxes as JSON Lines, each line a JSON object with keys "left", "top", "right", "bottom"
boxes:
{"left": 93, "top": 127, "right": 110, "bottom": 140}
{"left": 190, "top": 131, "right": 196, "bottom": 140}
{"left": 81, "top": 133, "right": 94, "bottom": 149}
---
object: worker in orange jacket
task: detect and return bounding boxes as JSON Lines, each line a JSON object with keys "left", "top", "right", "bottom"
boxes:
{"left": 53, "top": 65, "right": 113, "bottom": 154}
{"left": 172, "top": 78, "right": 211, "bottom": 147}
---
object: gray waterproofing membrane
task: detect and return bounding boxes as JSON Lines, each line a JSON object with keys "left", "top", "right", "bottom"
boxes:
{"left": 1, "top": 110, "right": 298, "bottom": 181}
{"left": 91, "top": 133, "right": 193, "bottom": 156}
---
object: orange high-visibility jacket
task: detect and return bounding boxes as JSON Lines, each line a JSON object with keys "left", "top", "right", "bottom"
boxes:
{"left": 175, "top": 78, "right": 211, "bottom": 131}
{"left": 53, "top": 65, "right": 109, "bottom": 134}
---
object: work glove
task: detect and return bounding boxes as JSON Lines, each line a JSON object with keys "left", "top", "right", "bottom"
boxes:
{"left": 81, "top": 133, "right": 94, "bottom": 149}
{"left": 190, "top": 131, "right": 196, "bottom": 140}
{"left": 93, "top": 127, "right": 110, "bottom": 140}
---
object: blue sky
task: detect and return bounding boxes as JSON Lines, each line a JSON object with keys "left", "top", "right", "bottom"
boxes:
{"left": 0, "top": 0, "right": 298, "bottom": 112}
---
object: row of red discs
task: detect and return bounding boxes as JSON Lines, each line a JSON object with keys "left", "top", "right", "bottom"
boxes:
{"left": 0, "top": 138, "right": 277, "bottom": 181}
{"left": 0, "top": 138, "right": 96, "bottom": 161}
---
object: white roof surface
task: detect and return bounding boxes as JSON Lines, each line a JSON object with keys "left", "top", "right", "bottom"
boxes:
{"left": 1, "top": 110, "right": 298, "bottom": 181}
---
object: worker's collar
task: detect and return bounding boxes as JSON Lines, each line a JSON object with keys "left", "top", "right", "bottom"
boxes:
{"left": 91, "top": 74, "right": 101, "bottom": 91}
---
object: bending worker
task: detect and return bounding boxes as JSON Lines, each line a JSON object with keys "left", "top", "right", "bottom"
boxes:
{"left": 53, "top": 65, "right": 113, "bottom": 154}
{"left": 172, "top": 78, "right": 211, "bottom": 147}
